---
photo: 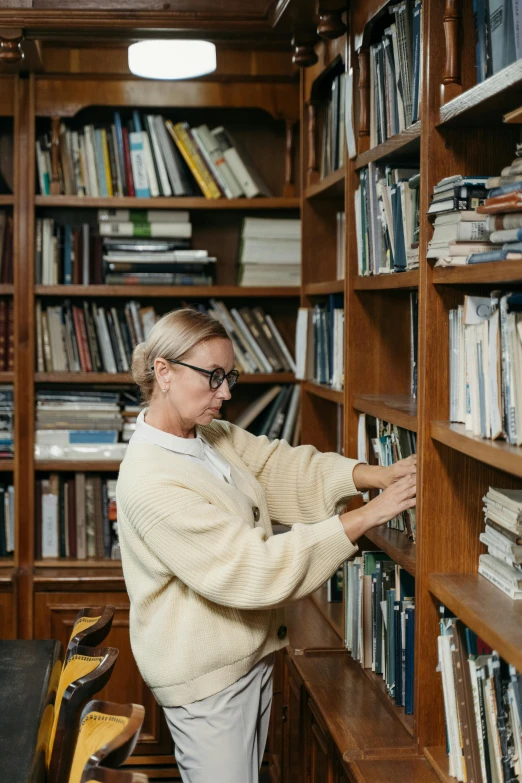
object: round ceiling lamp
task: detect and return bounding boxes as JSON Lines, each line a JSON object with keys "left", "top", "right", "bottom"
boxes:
{"left": 128, "top": 40, "right": 217, "bottom": 80}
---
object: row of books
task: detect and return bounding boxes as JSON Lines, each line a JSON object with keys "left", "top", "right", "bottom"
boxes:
{"left": 474, "top": 0, "right": 522, "bottom": 83}
{"left": 36, "top": 111, "right": 272, "bottom": 200}
{"left": 0, "top": 301, "right": 13, "bottom": 373}
{"left": 0, "top": 386, "right": 13, "bottom": 460}
{"left": 295, "top": 297, "right": 344, "bottom": 389}
{"left": 0, "top": 482, "right": 14, "bottom": 557}
{"left": 336, "top": 211, "right": 346, "bottom": 281}
{"left": 238, "top": 218, "right": 301, "bottom": 288}
{"left": 369, "top": 0, "right": 422, "bottom": 148}
{"left": 234, "top": 384, "right": 301, "bottom": 444}
{"left": 359, "top": 415, "right": 417, "bottom": 540}
{"left": 36, "top": 473, "right": 120, "bottom": 560}
{"left": 479, "top": 487, "right": 522, "bottom": 601}
{"left": 37, "top": 209, "right": 215, "bottom": 288}
{"left": 0, "top": 212, "right": 13, "bottom": 284}
{"left": 34, "top": 390, "right": 133, "bottom": 462}
{"left": 355, "top": 164, "right": 420, "bottom": 276}
{"left": 448, "top": 292, "right": 522, "bottom": 445}
{"left": 343, "top": 552, "right": 415, "bottom": 715}
{"left": 438, "top": 610, "right": 522, "bottom": 782}
{"left": 319, "top": 71, "right": 346, "bottom": 179}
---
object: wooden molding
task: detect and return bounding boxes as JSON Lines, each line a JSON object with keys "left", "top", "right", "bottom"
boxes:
{"left": 307, "top": 102, "right": 320, "bottom": 186}
{"left": 0, "top": 29, "right": 23, "bottom": 64}
{"left": 357, "top": 47, "right": 370, "bottom": 154}
{"left": 316, "top": 2, "right": 347, "bottom": 39}
{"left": 291, "top": 36, "right": 318, "bottom": 68}
{"left": 283, "top": 119, "right": 296, "bottom": 197}
{"left": 440, "top": 0, "right": 462, "bottom": 104}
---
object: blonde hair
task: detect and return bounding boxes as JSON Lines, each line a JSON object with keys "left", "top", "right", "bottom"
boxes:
{"left": 131, "top": 308, "right": 229, "bottom": 403}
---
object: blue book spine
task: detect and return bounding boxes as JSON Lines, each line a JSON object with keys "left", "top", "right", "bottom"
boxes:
{"left": 473, "top": 0, "right": 487, "bottom": 82}
{"left": 411, "top": 0, "right": 422, "bottom": 124}
{"left": 404, "top": 607, "right": 415, "bottom": 714}
{"left": 468, "top": 249, "right": 514, "bottom": 263}
{"left": 69, "top": 430, "right": 118, "bottom": 444}
{"left": 489, "top": 180, "right": 522, "bottom": 197}
{"left": 113, "top": 112, "right": 127, "bottom": 195}
{"left": 129, "top": 132, "right": 150, "bottom": 198}
{"left": 132, "top": 110, "right": 143, "bottom": 134}
{"left": 503, "top": 239, "right": 522, "bottom": 250}
{"left": 93, "top": 130, "right": 108, "bottom": 197}
{"left": 63, "top": 224, "right": 73, "bottom": 285}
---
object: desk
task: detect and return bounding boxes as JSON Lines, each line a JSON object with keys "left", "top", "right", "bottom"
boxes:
{"left": 0, "top": 639, "right": 61, "bottom": 783}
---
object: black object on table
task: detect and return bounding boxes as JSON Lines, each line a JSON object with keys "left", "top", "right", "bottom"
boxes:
{"left": 0, "top": 639, "right": 61, "bottom": 783}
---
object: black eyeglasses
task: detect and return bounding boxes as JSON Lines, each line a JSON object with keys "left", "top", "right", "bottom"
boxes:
{"left": 158, "top": 360, "right": 239, "bottom": 390}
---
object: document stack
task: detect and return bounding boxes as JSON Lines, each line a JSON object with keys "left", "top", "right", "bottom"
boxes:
{"left": 479, "top": 487, "right": 522, "bottom": 600}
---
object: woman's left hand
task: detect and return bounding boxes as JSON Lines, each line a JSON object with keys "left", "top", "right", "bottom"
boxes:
{"left": 379, "top": 454, "right": 417, "bottom": 489}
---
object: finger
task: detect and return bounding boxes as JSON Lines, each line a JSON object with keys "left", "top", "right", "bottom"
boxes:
{"left": 399, "top": 498, "right": 417, "bottom": 511}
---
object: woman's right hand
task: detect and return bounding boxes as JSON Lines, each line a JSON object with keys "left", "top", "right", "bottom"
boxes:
{"left": 339, "top": 473, "right": 416, "bottom": 543}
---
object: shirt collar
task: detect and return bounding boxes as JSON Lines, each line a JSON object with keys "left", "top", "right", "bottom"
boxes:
{"left": 133, "top": 408, "right": 206, "bottom": 459}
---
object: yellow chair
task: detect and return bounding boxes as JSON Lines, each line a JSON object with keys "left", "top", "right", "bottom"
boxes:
{"left": 82, "top": 767, "right": 148, "bottom": 783}
{"left": 48, "top": 646, "right": 119, "bottom": 783}
{"left": 66, "top": 607, "right": 116, "bottom": 663}
{"left": 68, "top": 700, "right": 145, "bottom": 783}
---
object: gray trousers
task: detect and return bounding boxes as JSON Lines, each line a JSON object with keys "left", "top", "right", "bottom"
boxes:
{"left": 164, "top": 653, "right": 274, "bottom": 783}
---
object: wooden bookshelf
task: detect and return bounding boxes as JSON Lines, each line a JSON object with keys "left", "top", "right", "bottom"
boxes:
{"left": 0, "top": 196, "right": 14, "bottom": 206}
{"left": 310, "top": 584, "right": 344, "bottom": 641}
{"left": 352, "top": 394, "right": 418, "bottom": 432}
{"left": 34, "top": 285, "right": 301, "bottom": 298}
{"left": 432, "top": 260, "right": 522, "bottom": 284}
{"left": 34, "top": 460, "right": 123, "bottom": 471}
{"left": 429, "top": 574, "right": 522, "bottom": 671}
{"left": 353, "top": 271, "right": 419, "bottom": 290}
{"left": 304, "top": 167, "right": 345, "bottom": 200}
{"left": 439, "top": 59, "right": 522, "bottom": 126}
{"left": 0, "top": 373, "right": 14, "bottom": 383}
{"left": 0, "top": 460, "right": 14, "bottom": 471}
{"left": 430, "top": 421, "right": 522, "bottom": 478}
{"left": 302, "top": 380, "right": 344, "bottom": 405}
{"left": 0, "top": 285, "right": 14, "bottom": 295}
{"left": 34, "top": 372, "right": 296, "bottom": 384}
{"left": 34, "top": 195, "right": 301, "bottom": 210}
{"left": 364, "top": 527, "right": 416, "bottom": 577}
{"left": 360, "top": 665, "right": 415, "bottom": 738}
{"left": 423, "top": 746, "right": 453, "bottom": 783}
{"left": 354, "top": 122, "right": 422, "bottom": 170}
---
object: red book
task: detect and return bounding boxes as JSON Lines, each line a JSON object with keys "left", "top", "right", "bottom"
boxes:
{"left": 72, "top": 305, "right": 93, "bottom": 372}
{"left": 122, "top": 126, "right": 135, "bottom": 197}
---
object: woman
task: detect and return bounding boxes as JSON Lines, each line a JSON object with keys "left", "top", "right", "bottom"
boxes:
{"left": 116, "top": 308, "right": 416, "bottom": 783}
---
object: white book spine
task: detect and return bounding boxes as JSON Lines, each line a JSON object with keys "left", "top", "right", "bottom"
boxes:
{"left": 84, "top": 125, "right": 100, "bottom": 197}
{"left": 145, "top": 116, "right": 172, "bottom": 197}
{"left": 94, "top": 306, "right": 117, "bottom": 373}
{"left": 141, "top": 130, "right": 160, "bottom": 197}
{"left": 41, "top": 481, "right": 58, "bottom": 558}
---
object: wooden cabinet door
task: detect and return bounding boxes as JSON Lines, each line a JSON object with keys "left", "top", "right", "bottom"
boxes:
{"left": 268, "top": 650, "right": 284, "bottom": 783}
{"left": 34, "top": 591, "right": 174, "bottom": 761}
{"left": 0, "top": 589, "right": 14, "bottom": 638}
{"left": 282, "top": 653, "right": 304, "bottom": 783}
{"left": 306, "top": 698, "right": 334, "bottom": 783}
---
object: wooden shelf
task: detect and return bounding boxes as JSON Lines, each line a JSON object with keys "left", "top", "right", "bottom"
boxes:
{"left": 304, "top": 168, "right": 345, "bottom": 200}
{"left": 432, "top": 260, "right": 522, "bottom": 284}
{"left": 348, "top": 757, "right": 442, "bottom": 783}
{"left": 32, "top": 566, "right": 125, "bottom": 590}
{"left": 35, "top": 372, "right": 296, "bottom": 384}
{"left": 34, "top": 284, "right": 300, "bottom": 298}
{"left": 286, "top": 595, "right": 346, "bottom": 652}
{"left": 352, "top": 394, "right": 418, "bottom": 432}
{"left": 35, "top": 460, "right": 122, "bottom": 472}
{"left": 429, "top": 573, "right": 522, "bottom": 671}
{"left": 302, "top": 280, "right": 345, "bottom": 295}
{"left": 364, "top": 527, "right": 416, "bottom": 577}
{"left": 302, "top": 381, "right": 344, "bottom": 405}
{"left": 310, "top": 585, "right": 344, "bottom": 641}
{"left": 424, "top": 746, "right": 453, "bottom": 783}
{"left": 431, "top": 421, "right": 522, "bottom": 478}
{"left": 439, "top": 60, "right": 522, "bottom": 126}
{"left": 0, "top": 460, "right": 14, "bottom": 471}
{"left": 0, "top": 373, "right": 14, "bottom": 383}
{"left": 0, "top": 196, "right": 14, "bottom": 206}
{"left": 360, "top": 665, "right": 415, "bottom": 738}
{"left": 0, "top": 286, "right": 13, "bottom": 295}
{"left": 353, "top": 271, "right": 419, "bottom": 290}
{"left": 34, "top": 196, "right": 301, "bottom": 210}
{"left": 34, "top": 558, "right": 121, "bottom": 568}
{"left": 355, "top": 123, "right": 422, "bottom": 170}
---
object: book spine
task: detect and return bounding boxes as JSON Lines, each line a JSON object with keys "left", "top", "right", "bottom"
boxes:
{"left": 166, "top": 121, "right": 220, "bottom": 199}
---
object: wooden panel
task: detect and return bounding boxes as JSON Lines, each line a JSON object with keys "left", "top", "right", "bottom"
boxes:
{"left": 300, "top": 388, "right": 342, "bottom": 453}
{"left": 35, "top": 78, "right": 300, "bottom": 121}
{"left": 306, "top": 698, "right": 333, "bottom": 783}
{"left": 33, "top": 591, "right": 174, "bottom": 758}
{"left": 0, "top": 78, "right": 14, "bottom": 117}
{"left": 303, "top": 381, "right": 344, "bottom": 405}
{"left": 309, "top": 585, "right": 344, "bottom": 642}
{"left": 286, "top": 595, "right": 346, "bottom": 652}
{"left": 348, "top": 757, "right": 442, "bottom": 782}
{"left": 305, "top": 167, "right": 345, "bottom": 199}
{"left": 353, "top": 271, "right": 419, "bottom": 290}
{"left": 34, "top": 196, "right": 300, "bottom": 209}
{"left": 0, "top": 589, "right": 15, "bottom": 639}
{"left": 282, "top": 654, "right": 305, "bottom": 783}
{"left": 424, "top": 746, "right": 453, "bottom": 783}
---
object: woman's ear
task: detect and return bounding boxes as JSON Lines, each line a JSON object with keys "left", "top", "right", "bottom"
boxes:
{"left": 154, "top": 358, "right": 171, "bottom": 389}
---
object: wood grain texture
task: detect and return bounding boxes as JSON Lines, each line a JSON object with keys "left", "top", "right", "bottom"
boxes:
{"left": 34, "top": 285, "right": 300, "bottom": 298}
{"left": 304, "top": 165, "right": 345, "bottom": 199}
{"left": 429, "top": 573, "right": 522, "bottom": 671}
{"left": 439, "top": 59, "right": 522, "bottom": 125}
{"left": 424, "top": 746, "right": 453, "bottom": 783}
{"left": 432, "top": 260, "right": 522, "bottom": 284}
{"left": 354, "top": 122, "right": 421, "bottom": 169}
{"left": 364, "top": 527, "right": 416, "bottom": 576}
{"left": 348, "top": 757, "right": 442, "bottom": 782}
{"left": 431, "top": 421, "right": 522, "bottom": 478}
{"left": 302, "top": 279, "right": 345, "bottom": 295}
{"left": 302, "top": 381, "right": 344, "bottom": 404}
{"left": 359, "top": 665, "right": 415, "bottom": 738}
{"left": 309, "top": 585, "right": 344, "bottom": 641}
{"left": 352, "top": 394, "right": 418, "bottom": 431}
{"left": 353, "top": 271, "right": 419, "bottom": 290}
{"left": 286, "top": 595, "right": 346, "bottom": 652}
{"left": 34, "top": 196, "right": 300, "bottom": 210}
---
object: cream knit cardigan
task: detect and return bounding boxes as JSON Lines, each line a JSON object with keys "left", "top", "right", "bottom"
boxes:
{"left": 116, "top": 418, "right": 360, "bottom": 707}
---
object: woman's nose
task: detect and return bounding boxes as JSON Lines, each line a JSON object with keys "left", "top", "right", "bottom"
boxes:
{"left": 217, "top": 379, "right": 232, "bottom": 400}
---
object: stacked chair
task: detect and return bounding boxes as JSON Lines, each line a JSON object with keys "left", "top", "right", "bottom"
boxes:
{"left": 41, "top": 605, "right": 147, "bottom": 783}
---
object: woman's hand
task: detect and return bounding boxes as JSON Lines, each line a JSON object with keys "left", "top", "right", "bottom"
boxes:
{"left": 352, "top": 455, "right": 416, "bottom": 491}
{"left": 379, "top": 454, "right": 417, "bottom": 489}
{"left": 339, "top": 473, "right": 416, "bottom": 543}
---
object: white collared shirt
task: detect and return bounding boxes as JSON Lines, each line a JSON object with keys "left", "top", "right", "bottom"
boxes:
{"left": 130, "top": 408, "right": 235, "bottom": 486}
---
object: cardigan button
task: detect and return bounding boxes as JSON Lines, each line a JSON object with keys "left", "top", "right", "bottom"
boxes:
{"left": 252, "top": 506, "right": 260, "bottom": 522}
{"left": 277, "top": 625, "right": 287, "bottom": 640}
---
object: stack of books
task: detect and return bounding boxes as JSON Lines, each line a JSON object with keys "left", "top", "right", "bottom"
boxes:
{"left": 34, "top": 390, "right": 127, "bottom": 462}
{"left": 234, "top": 384, "right": 301, "bottom": 443}
{"left": 121, "top": 393, "right": 141, "bottom": 442}
{"left": 448, "top": 292, "right": 522, "bottom": 444}
{"left": 479, "top": 487, "right": 522, "bottom": 600}
{"left": 360, "top": 416, "right": 417, "bottom": 540}
{"left": 0, "top": 386, "right": 13, "bottom": 459}
{"left": 238, "top": 218, "right": 301, "bottom": 287}
{"left": 295, "top": 296, "right": 344, "bottom": 389}
{"left": 355, "top": 164, "right": 420, "bottom": 275}
{"left": 36, "top": 111, "right": 272, "bottom": 199}
{"left": 36, "top": 472, "right": 120, "bottom": 560}
{"left": 207, "top": 299, "right": 296, "bottom": 375}
{"left": 99, "top": 209, "right": 215, "bottom": 287}
{"left": 427, "top": 175, "right": 491, "bottom": 266}
{"left": 0, "top": 480, "right": 14, "bottom": 558}
{"left": 319, "top": 71, "right": 346, "bottom": 179}
{"left": 438, "top": 611, "right": 522, "bottom": 782}
{"left": 344, "top": 552, "right": 415, "bottom": 715}
{"left": 369, "top": 0, "right": 423, "bottom": 147}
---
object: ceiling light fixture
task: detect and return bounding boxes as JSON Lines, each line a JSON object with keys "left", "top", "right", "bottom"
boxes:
{"left": 128, "top": 40, "right": 217, "bottom": 80}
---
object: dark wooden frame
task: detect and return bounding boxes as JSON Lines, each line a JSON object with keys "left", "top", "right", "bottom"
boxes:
{"left": 82, "top": 765, "right": 149, "bottom": 783}
{"left": 66, "top": 606, "right": 116, "bottom": 663}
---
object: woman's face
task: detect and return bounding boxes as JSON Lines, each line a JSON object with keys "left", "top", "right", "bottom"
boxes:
{"left": 164, "top": 337, "right": 236, "bottom": 426}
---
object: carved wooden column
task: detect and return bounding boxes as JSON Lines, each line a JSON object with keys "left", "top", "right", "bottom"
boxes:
{"left": 291, "top": 36, "right": 318, "bottom": 68}
{"left": 316, "top": 2, "right": 347, "bottom": 39}
{"left": 0, "top": 29, "right": 23, "bottom": 64}
{"left": 50, "top": 116, "right": 61, "bottom": 195}
{"left": 441, "top": 0, "right": 462, "bottom": 104}
{"left": 307, "top": 103, "right": 320, "bottom": 187}
{"left": 357, "top": 48, "right": 370, "bottom": 154}
{"left": 283, "top": 120, "right": 296, "bottom": 197}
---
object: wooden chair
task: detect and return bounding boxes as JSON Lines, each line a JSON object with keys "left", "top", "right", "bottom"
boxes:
{"left": 81, "top": 767, "right": 149, "bottom": 783}
{"left": 48, "top": 645, "right": 119, "bottom": 783}
{"left": 68, "top": 700, "right": 145, "bottom": 783}
{"left": 66, "top": 607, "right": 116, "bottom": 663}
